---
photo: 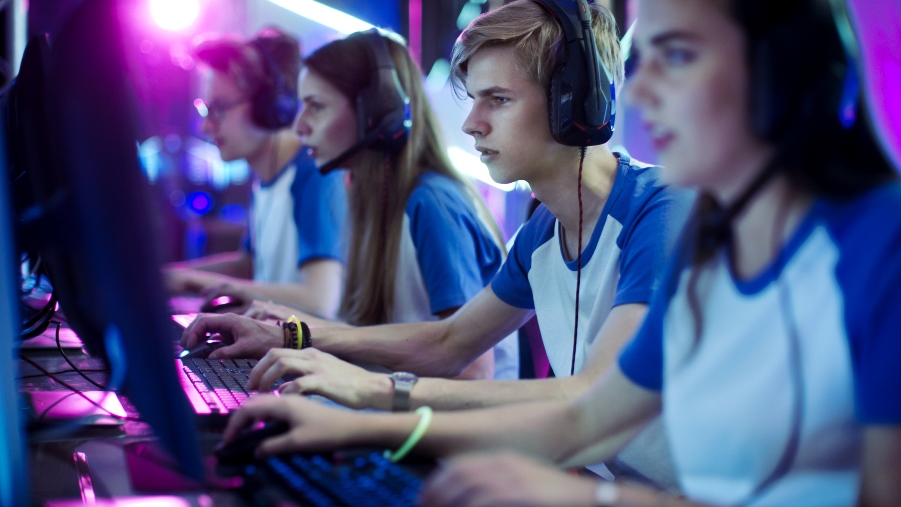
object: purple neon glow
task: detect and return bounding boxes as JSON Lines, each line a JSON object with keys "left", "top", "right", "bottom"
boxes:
{"left": 187, "top": 191, "right": 212, "bottom": 214}
{"left": 409, "top": 0, "right": 422, "bottom": 65}
{"left": 848, "top": 0, "right": 901, "bottom": 171}
{"left": 149, "top": 0, "right": 200, "bottom": 31}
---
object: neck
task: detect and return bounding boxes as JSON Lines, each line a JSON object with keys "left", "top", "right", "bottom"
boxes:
{"left": 729, "top": 175, "right": 813, "bottom": 279}
{"left": 532, "top": 145, "right": 620, "bottom": 240}
{"left": 247, "top": 131, "right": 303, "bottom": 183}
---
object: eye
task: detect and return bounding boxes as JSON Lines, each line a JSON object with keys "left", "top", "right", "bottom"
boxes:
{"left": 491, "top": 96, "right": 510, "bottom": 105}
{"left": 662, "top": 47, "right": 696, "bottom": 67}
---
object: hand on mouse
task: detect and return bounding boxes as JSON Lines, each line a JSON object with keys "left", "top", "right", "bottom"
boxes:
{"left": 200, "top": 282, "right": 253, "bottom": 314}
{"left": 221, "top": 394, "right": 374, "bottom": 457}
{"left": 181, "top": 313, "right": 282, "bottom": 359}
{"left": 247, "top": 348, "right": 392, "bottom": 410}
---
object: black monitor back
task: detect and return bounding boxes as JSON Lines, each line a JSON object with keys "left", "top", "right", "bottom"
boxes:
{"left": 19, "top": 0, "right": 203, "bottom": 479}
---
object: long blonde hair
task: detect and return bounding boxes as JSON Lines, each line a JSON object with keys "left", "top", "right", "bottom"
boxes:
{"left": 304, "top": 32, "right": 503, "bottom": 326}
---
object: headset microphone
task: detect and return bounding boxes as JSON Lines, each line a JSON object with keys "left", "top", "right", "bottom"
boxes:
{"left": 317, "top": 129, "right": 385, "bottom": 174}
{"left": 317, "top": 28, "right": 411, "bottom": 175}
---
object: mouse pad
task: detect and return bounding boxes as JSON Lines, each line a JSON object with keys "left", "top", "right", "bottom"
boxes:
{"left": 28, "top": 390, "right": 126, "bottom": 426}
{"left": 125, "top": 441, "right": 241, "bottom": 492}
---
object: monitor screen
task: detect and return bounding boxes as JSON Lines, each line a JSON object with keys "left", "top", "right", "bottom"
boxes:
{"left": 12, "top": 0, "right": 203, "bottom": 480}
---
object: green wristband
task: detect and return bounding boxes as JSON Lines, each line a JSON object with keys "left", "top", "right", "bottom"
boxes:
{"left": 385, "top": 406, "right": 433, "bottom": 463}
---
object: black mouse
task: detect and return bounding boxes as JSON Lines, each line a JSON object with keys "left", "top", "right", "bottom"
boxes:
{"left": 178, "top": 339, "right": 227, "bottom": 360}
{"left": 215, "top": 420, "right": 290, "bottom": 465}
{"left": 201, "top": 295, "right": 244, "bottom": 313}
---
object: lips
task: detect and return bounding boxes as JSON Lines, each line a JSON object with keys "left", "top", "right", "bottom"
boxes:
{"left": 643, "top": 122, "right": 675, "bottom": 153}
{"left": 651, "top": 132, "right": 674, "bottom": 152}
{"left": 475, "top": 145, "right": 498, "bottom": 163}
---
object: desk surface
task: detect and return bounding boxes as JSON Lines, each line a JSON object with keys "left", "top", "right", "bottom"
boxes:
{"left": 21, "top": 350, "right": 248, "bottom": 506}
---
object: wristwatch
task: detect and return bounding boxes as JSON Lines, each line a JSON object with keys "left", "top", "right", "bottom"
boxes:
{"left": 389, "top": 372, "right": 419, "bottom": 412}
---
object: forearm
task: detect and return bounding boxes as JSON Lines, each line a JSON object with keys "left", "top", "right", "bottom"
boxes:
{"left": 242, "top": 283, "right": 340, "bottom": 319}
{"left": 314, "top": 320, "right": 477, "bottom": 377}
{"left": 168, "top": 251, "right": 253, "bottom": 279}
{"left": 415, "top": 400, "right": 580, "bottom": 461}
{"left": 409, "top": 374, "right": 592, "bottom": 411}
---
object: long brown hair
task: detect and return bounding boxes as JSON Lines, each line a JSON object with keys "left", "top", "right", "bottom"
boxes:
{"left": 304, "top": 32, "right": 503, "bottom": 326}
{"left": 682, "top": 0, "right": 897, "bottom": 343}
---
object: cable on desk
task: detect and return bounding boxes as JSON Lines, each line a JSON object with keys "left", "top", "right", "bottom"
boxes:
{"left": 20, "top": 368, "right": 108, "bottom": 379}
{"left": 19, "top": 355, "right": 142, "bottom": 422}
{"left": 52, "top": 321, "right": 107, "bottom": 390}
{"left": 20, "top": 292, "right": 58, "bottom": 339}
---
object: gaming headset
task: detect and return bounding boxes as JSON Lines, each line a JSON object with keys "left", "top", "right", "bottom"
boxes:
{"left": 248, "top": 37, "right": 300, "bottom": 131}
{"left": 318, "top": 28, "right": 411, "bottom": 174}
{"left": 742, "top": 0, "right": 859, "bottom": 142}
{"left": 533, "top": 0, "right": 615, "bottom": 147}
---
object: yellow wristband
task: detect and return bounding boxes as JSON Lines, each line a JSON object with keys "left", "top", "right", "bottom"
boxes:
{"left": 385, "top": 406, "right": 433, "bottom": 463}
{"left": 287, "top": 315, "right": 302, "bottom": 349}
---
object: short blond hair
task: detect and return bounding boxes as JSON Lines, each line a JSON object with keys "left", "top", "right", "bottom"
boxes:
{"left": 450, "top": 0, "right": 623, "bottom": 97}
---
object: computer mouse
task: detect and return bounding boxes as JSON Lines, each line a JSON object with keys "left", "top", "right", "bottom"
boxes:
{"left": 201, "top": 295, "right": 244, "bottom": 313}
{"left": 178, "top": 339, "right": 227, "bottom": 360}
{"left": 215, "top": 420, "right": 290, "bottom": 465}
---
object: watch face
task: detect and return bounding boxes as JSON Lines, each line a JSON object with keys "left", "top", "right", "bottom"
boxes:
{"left": 391, "top": 372, "right": 418, "bottom": 383}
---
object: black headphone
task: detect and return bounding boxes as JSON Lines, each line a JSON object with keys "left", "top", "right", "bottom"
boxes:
{"left": 743, "top": 0, "right": 859, "bottom": 142}
{"left": 248, "top": 38, "right": 300, "bottom": 131}
{"left": 533, "top": 0, "right": 615, "bottom": 147}
{"left": 318, "top": 28, "right": 411, "bottom": 174}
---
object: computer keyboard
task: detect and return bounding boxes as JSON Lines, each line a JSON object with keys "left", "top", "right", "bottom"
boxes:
{"left": 258, "top": 451, "right": 424, "bottom": 507}
{"left": 177, "top": 358, "right": 283, "bottom": 426}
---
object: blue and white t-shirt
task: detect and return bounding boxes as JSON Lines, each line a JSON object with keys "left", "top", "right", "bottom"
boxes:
{"left": 619, "top": 183, "right": 901, "bottom": 506}
{"left": 390, "top": 172, "right": 519, "bottom": 380}
{"left": 246, "top": 151, "right": 347, "bottom": 284}
{"left": 492, "top": 154, "right": 687, "bottom": 378}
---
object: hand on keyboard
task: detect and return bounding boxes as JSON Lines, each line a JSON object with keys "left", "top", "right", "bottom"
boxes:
{"left": 181, "top": 313, "right": 282, "bottom": 359}
{"left": 222, "top": 394, "right": 379, "bottom": 457}
{"left": 247, "top": 348, "right": 392, "bottom": 410}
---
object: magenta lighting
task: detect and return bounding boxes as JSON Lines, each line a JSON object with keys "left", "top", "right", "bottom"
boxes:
{"left": 149, "top": 0, "right": 200, "bottom": 31}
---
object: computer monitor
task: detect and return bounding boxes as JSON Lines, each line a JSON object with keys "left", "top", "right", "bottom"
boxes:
{"left": 0, "top": 117, "right": 29, "bottom": 507}
{"left": 12, "top": 0, "right": 203, "bottom": 480}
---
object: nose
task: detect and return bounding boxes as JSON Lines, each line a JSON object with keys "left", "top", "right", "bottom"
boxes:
{"left": 200, "top": 115, "right": 215, "bottom": 137}
{"left": 624, "top": 58, "right": 658, "bottom": 110}
{"left": 462, "top": 103, "right": 488, "bottom": 138}
{"left": 294, "top": 108, "right": 311, "bottom": 137}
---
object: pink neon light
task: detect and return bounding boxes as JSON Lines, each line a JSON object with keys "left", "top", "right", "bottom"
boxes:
{"left": 409, "top": 0, "right": 422, "bottom": 66}
{"left": 149, "top": 0, "right": 200, "bottom": 32}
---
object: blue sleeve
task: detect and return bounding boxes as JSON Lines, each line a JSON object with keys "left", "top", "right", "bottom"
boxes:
{"left": 490, "top": 206, "right": 556, "bottom": 309}
{"left": 292, "top": 165, "right": 348, "bottom": 267}
{"left": 241, "top": 230, "right": 252, "bottom": 253}
{"left": 614, "top": 188, "right": 692, "bottom": 307}
{"left": 617, "top": 260, "right": 684, "bottom": 391}
{"left": 833, "top": 185, "right": 901, "bottom": 423}
{"left": 406, "top": 186, "right": 499, "bottom": 314}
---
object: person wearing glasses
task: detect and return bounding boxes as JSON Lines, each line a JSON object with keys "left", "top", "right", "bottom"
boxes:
{"left": 164, "top": 28, "right": 347, "bottom": 319}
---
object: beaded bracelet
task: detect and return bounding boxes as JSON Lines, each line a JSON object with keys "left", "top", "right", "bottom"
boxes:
{"left": 384, "top": 406, "right": 433, "bottom": 463}
{"left": 300, "top": 321, "right": 312, "bottom": 349}
{"left": 282, "top": 320, "right": 299, "bottom": 349}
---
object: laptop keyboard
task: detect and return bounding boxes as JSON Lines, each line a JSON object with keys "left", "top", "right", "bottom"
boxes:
{"left": 261, "top": 451, "right": 423, "bottom": 507}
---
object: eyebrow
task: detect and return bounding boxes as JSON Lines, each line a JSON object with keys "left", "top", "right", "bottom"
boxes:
{"left": 467, "top": 85, "right": 514, "bottom": 99}
{"left": 647, "top": 30, "right": 701, "bottom": 47}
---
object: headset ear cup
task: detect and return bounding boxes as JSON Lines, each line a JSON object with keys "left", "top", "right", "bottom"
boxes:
{"left": 547, "top": 74, "right": 561, "bottom": 144}
{"left": 251, "top": 86, "right": 299, "bottom": 130}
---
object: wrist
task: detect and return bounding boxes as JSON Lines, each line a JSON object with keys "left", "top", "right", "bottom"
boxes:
{"left": 369, "top": 374, "right": 395, "bottom": 411}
